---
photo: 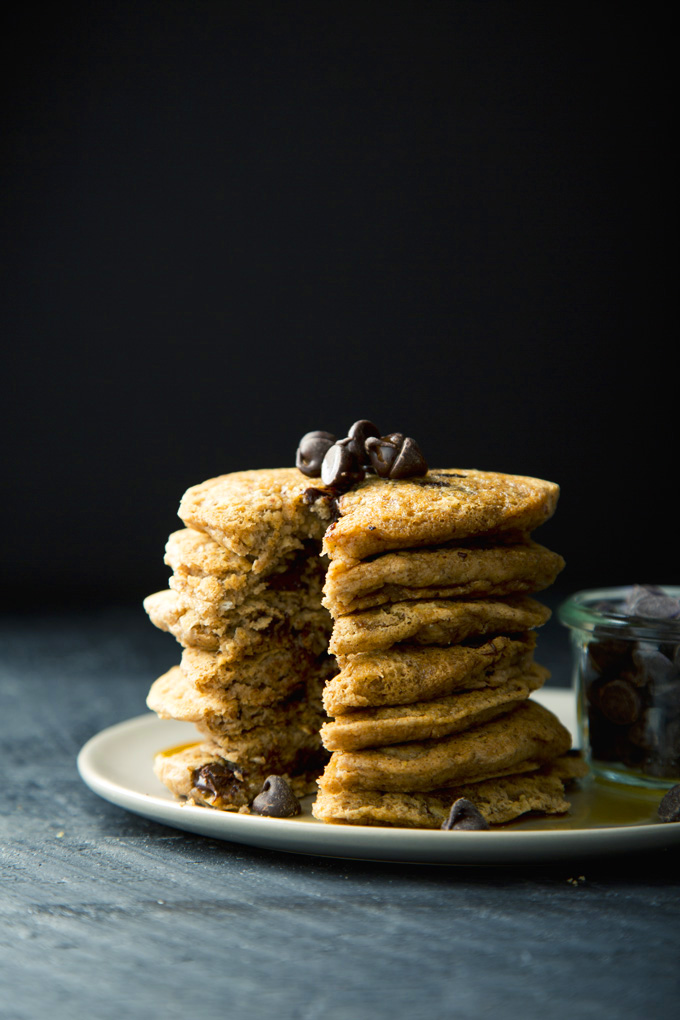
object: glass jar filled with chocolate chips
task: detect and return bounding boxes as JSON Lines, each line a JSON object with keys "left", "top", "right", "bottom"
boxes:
{"left": 559, "top": 585, "right": 680, "bottom": 788}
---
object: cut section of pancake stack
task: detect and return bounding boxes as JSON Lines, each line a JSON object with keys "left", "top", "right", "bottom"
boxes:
{"left": 144, "top": 475, "right": 337, "bottom": 810}
{"left": 144, "top": 450, "right": 584, "bottom": 826}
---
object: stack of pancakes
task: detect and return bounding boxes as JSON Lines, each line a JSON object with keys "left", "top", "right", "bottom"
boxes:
{"left": 145, "top": 466, "right": 584, "bottom": 824}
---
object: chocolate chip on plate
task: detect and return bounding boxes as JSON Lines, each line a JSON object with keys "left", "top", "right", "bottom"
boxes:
{"left": 251, "top": 775, "right": 301, "bottom": 817}
{"left": 295, "top": 431, "right": 337, "bottom": 477}
{"left": 441, "top": 798, "right": 490, "bottom": 831}
{"left": 658, "top": 784, "right": 680, "bottom": 823}
{"left": 192, "top": 760, "right": 245, "bottom": 800}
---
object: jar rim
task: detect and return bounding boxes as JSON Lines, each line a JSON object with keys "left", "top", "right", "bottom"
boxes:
{"left": 558, "top": 585, "right": 680, "bottom": 639}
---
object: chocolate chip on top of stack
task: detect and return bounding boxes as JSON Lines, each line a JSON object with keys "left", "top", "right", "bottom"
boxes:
{"left": 144, "top": 420, "right": 584, "bottom": 825}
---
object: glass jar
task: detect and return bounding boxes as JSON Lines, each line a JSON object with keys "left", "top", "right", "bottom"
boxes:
{"left": 559, "top": 585, "right": 680, "bottom": 789}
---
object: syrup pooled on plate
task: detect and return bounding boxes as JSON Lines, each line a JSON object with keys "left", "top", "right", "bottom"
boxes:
{"left": 508, "top": 776, "right": 662, "bottom": 831}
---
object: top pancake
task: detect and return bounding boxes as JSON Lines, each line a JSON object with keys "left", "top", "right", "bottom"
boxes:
{"left": 179, "top": 467, "right": 559, "bottom": 566}
{"left": 324, "top": 470, "right": 559, "bottom": 561}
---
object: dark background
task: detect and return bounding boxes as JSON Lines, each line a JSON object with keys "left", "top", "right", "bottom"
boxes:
{"left": 2, "top": 2, "right": 674, "bottom": 611}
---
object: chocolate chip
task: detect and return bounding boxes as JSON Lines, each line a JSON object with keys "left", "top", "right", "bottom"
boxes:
{"left": 441, "top": 798, "right": 490, "bottom": 831}
{"left": 192, "top": 760, "right": 245, "bottom": 800}
{"left": 586, "top": 638, "right": 632, "bottom": 677}
{"left": 634, "top": 594, "right": 680, "bottom": 620}
{"left": 307, "top": 429, "right": 336, "bottom": 442}
{"left": 296, "top": 422, "right": 428, "bottom": 486}
{"left": 632, "top": 646, "right": 678, "bottom": 687}
{"left": 296, "top": 431, "right": 337, "bottom": 477}
{"left": 301, "top": 486, "right": 342, "bottom": 522}
{"left": 654, "top": 680, "right": 680, "bottom": 714}
{"left": 585, "top": 674, "right": 609, "bottom": 709}
{"left": 624, "top": 583, "right": 665, "bottom": 608}
{"left": 598, "top": 678, "right": 642, "bottom": 725}
{"left": 321, "top": 440, "right": 365, "bottom": 488}
{"left": 624, "top": 585, "right": 680, "bottom": 619}
{"left": 251, "top": 775, "right": 301, "bottom": 817}
{"left": 347, "top": 419, "right": 380, "bottom": 464}
{"left": 658, "top": 784, "right": 680, "bottom": 822}
{"left": 627, "top": 713, "right": 655, "bottom": 750}
{"left": 365, "top": 432, "right": 428, "bottom": 480}
{"left": 390, "top": 436, "right": 428, "bottom": 479}
{"left": 628, "top": 706, "right": 677, "bottom": 759}
{"left": 365, "top": 435, "right": 401, "bottom": 477}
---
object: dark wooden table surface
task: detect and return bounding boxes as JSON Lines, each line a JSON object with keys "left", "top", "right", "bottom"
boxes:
{"left": 1, "top": 603, "right": 678, "bottom": 1020}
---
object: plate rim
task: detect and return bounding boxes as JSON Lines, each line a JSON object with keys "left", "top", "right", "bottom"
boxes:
{"left": 77, "top": 690, "right": 679, "bottom": 863}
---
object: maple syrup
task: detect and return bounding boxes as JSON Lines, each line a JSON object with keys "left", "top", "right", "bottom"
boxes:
{"left": 156, "top": 740, "right": 201, "bottom": 758}
{"left": 509, "top": 775, "right": 662, "bottom": 831}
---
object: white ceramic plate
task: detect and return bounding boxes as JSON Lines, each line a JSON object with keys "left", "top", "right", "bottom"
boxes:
{"left": 77, "top": 690, "right": 680, "bottom": 864}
